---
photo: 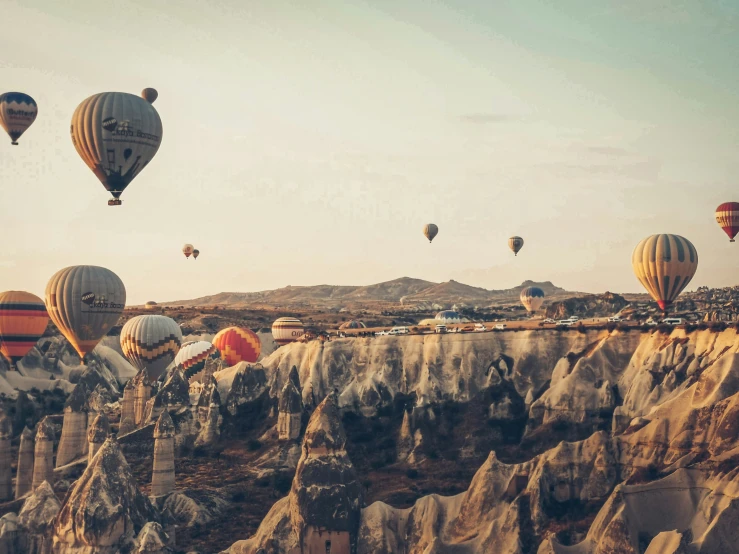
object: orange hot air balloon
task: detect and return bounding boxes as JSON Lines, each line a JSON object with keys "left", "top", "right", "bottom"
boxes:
{"left": 0, "top": 291, "right": 49, "bottom": 367}
{"left": 212, "top": 326, "right": 261, "bottom": 366}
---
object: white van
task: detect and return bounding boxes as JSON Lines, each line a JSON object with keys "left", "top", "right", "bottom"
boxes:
{"left": 474, "top": 323, "right": 486, "bottom": 332}
{"left": 608, "top": 316, "right": 622, "bottom": 323}
{"left": 662, "top": 318, "right": 684, "bottom": 326}
{"left": 435, "top": 324, "right": 447, "bottom": 334}
{"left": 389, "top": 326, "right": 410, "bottom": 335}
{"left": 494, "top": 323, "right": 507, "bottom": 331}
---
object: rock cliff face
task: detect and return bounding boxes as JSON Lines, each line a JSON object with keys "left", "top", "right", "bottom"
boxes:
{"left": 218, "top": 328, "right": 739, "bottom": 554}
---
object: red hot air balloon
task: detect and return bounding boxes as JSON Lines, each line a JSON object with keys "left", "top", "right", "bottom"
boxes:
{"left": 715, "top": 202, "right": 739, "bottom": 242}
{"left": 212, "top": 326, "right": 261, "bottom": 366}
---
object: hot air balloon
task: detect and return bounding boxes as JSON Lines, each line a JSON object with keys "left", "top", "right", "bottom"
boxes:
{"left": 141, "top": 88, "right": 158, "bottom": 104}
{"left": 423, "top": 224, "right": 439, "bottom": 243}
{"left": 183, "top": 244, "right": 194, "bottom": 259}
{"left": 0, "top": 291, "right": 49, "bottom": 368}
{"left": 272, "top": 317, "right": 305, "bottom": 346}
{"left": 212, "top": 326, "right": 261, "bottom": 366}
{"left": 120, "top": 315, "right": 182, "bottom": 379}
{"left": 632, "top": 234, "right": 698, "bottom": 312}
{"left": 45, "top": 266, "right": 126, "bottom": 360}
{"left": 0, "top": 92, "right": 38, "bottom": 145}
{"left": 520, "top": 286, "right": 545, "bottom": 313}
{"left": 70, "top": 91, "right": 162, "bottom": 206}
{"left": 174, "top": 340, "right": 221, "bottom": 380}
{"left": 192, "top": 249, "right": 200, "bottom": 260}
{"left": 509, "top": 236, "right": 524, "bottom": 256}
{"left": 715, "top": 202, "right": 739, "bottom": 242}
{"left": 339, "top": 320, "right": 366, "bottom": 330}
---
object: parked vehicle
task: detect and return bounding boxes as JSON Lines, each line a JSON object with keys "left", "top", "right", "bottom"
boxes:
{"left": 474, "top": 323, "right": 486, "bottom": 332}
{"left": 556, "top": 319, "right": 573, "bottom": 326}
{"left": 542, "top": 318, "right": 556, "bottom": 324}
{"left": 608, "top": 316, "right": 622, "bottom": 322}
{"left": 494, "top": 323, "right": 507, "bottom": 330}
{"left": 645, "top": 319, "right": 658, "bottom": 326}
{"left": 389, "top": 326, "right": 410, "bottom": 335}
{"left": 662, "top": 318, "right": 684, "bottom": 326}
{"left": 435, "top": 324, "right": 447, "bottom": 334}
{"left": 375, "top": 330, "right": 388, "bottom": 336}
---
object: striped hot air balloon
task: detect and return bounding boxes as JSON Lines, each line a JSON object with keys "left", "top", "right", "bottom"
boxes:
{"left": 212, "top": 326, "right": 261, "bottom": 366}
{"left": 632, "top": 234, "right": 698, "bottom": 312}
{"left": 174, "top": 340, "right": 220, "bottom": 380}
{"left": 423, "top": 224, "right": 438, "bottom": 243}
{"left": 70, "top": 91, "right": 162, "bottom": 206}
{"left": 520, "top": 286, "right": 545, "bottom": 313}
{"left": 272, "top": 317, "right": 304, "bottom": 346}
{"left": 509, "top": 236, "right": 524, "bottom": 256}
{"left": 45, "top": 265, "right": 126, "bottom": 360}
{"left": 715, "top": 202, "right": 739, "bottom": 242}
{"left": 120, "top": 315, "right": 183, "bottom": 379}
{"left": 0, "top": 291, "right": 49, "bottom": 367}
{"left": 0, "top": 92, "right": 38, "bottom": 145}
{"left": 339, "top": 320, "right": 366, "bottom": 330}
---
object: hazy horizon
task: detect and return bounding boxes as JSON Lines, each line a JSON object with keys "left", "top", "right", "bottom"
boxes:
{"left": 2, "top": 0, "right": 738, "bottom": 304}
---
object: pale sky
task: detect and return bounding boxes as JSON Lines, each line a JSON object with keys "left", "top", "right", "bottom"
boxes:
{"left": 1, "top": 0, "right": 738, "bottom": 304}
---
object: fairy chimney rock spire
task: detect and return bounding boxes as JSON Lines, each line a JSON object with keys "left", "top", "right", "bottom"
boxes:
{"left": 15, "top": 426, "right": 35, "bottom": 499}
{"left": 56, "top": 383, "right": 89, "bottom": 467}
{"left": 0, "top": 412, "right": 12, "bottom": 501}
{"left": 151, "top": 411, "right": 176, "bottom": 497}
{"left": 277, "top": 380, "right": 303, "bottom": 441}
{"left": 32, "top": 417, "right": 56, "bottom": 490}
{"left": 87, "top": 412, "right": 110, "bottom": 463}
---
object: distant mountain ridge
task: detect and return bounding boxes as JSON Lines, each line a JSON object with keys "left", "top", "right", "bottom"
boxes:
{"left": 160, "top": 277, "right": 576, "bottom": 309}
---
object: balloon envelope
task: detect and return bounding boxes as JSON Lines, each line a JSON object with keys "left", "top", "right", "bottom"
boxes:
{"left": 632, "top": 234, "right": 698, "bottom": 312}
{"left": 70, "top": 92, "right": 162, "bottom": 203}
{"left": 120, "top": 315, "right": 183, "bottom": 379}
{"left": 520, "top": 286, "right": 545, "bottom": 313}
{"left": 141, "top": 88, "right": 158, "bottom": 103}
{"left": 423, "top": 224, "right": 438, "bottom": 243}
{"left": 212, "top": 326, "right": 261, "bottom": 366}
{"left": 715, "top": 202, "right": 739, "bottom": 242}
{"left": 192, "top": 249, "right": 200, "bottom": 259}
{"left": 509, "top": 236, "right": 524, "bottom": 256}
{"left": 272, "top": 317, "right": 304, "bottom": 346}
{"left": 45, "top": 266, "right": 126, "bottom": 359}
{"left": 0, "top": 92, "right": 37, "bottom": 145}
{"left": 174, "top": 340, "right": 220, "bottom": 380}
{"left": 0, "top": 291, "right": 49, "bottom": 364}
{"left": 183, "top": 244, "right": 194, "bottom": 258}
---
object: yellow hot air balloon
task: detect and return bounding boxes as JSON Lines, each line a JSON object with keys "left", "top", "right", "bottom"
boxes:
{"left": 632, "top": 234, "right": 698, "bottom": 312}
{"left": 0, "top": 291, "right": 49, "bottom": 368}
{"left": 509, "top": 236, "right": 524, "bottom": 256}
{"left": 45, "top": 266, "right": 126, "bottom": 359}
{"left": 70, "top": 92, "right": 163, "bottom": 206}
{"left": 423, "top": 224, "right": 438, "bottom": 243}
{"left": 141, "top": 88, "right": 158, "bottom": 104}
{"left": 0, "top": 92, "right": 38, "bottom": 145}
{"left": 120, "top": 315, "right": 182, "bottom": 379}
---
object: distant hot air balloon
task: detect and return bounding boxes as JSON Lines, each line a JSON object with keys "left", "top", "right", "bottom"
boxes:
{"left": 45, "top": 266, "right": 126, "bottom": 360}
{"left": 120, "top": 315, "right": 182, "bottom": 379}
{"left": 70, "top": 91, "right": 162, "bottom": 206}
{"left": 174, "top": 340, "right": 220, "bottom": 380}
{"left": 520, "top": 286, "right": 545, "bottom": 313}
{"left": 141, "top": 88, "right": 158, "bottom": 104}
{"left": 423, "top": 224, "right": 438, "bottom": 243}
{"left": 715, "top": 202, "right": 739, "bottom": 242}
{"left": 272, "top": 317, "right": 305, "bottom": 346}
{"left": 212, "top": 326, "right": 261, "bottom": 366}
{"left": 509, "top": 236, "right": 524, "bottom": 256}
{"left": 183, "top": 244, "right": 194, "bottom": 259}
{"left": 0, "top": 92, "right": 38, "bottom": 145}
{"left": 0, "top": 291, "right": 49, "bottom": 368}
{"left": 192, "top": 249, "right": 200, "bottom": 260}
{"left": 632, "top": 234, "right": 698, "bottom": 312}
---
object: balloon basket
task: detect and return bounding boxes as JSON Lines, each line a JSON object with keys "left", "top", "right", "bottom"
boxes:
{"left": 108, "top": 199, "right": 122, "bottom": 206}
{"left": 10, "top": 142, "right": 18, "bottom": 146}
